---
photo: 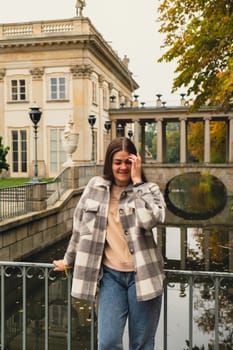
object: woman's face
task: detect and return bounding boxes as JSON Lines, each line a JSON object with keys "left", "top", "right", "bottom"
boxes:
{"left": 112, "top": 150, "right": 132, "bottom": 187}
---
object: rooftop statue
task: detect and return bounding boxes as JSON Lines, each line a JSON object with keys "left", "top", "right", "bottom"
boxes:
{"left": 76, "top": 0, "right": 86, "bottom": 17}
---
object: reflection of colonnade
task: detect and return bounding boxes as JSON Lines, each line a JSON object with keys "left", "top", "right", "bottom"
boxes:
{"left": 156, "top": 226, "right": 233, "bottom": 272}
{"left": 109, "top": 107, "right": 233, "bottom": 164}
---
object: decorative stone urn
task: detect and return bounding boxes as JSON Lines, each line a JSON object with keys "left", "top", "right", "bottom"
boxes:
{"left": 62, "top": 117, "right": 79, "bottom": 167}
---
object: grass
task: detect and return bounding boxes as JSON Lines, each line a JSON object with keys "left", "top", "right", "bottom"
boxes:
{"left": 0, "top": 178, "right": 52, "bottom": 188}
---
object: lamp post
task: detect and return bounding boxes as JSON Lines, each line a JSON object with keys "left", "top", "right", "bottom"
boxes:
{"left": 128, "top": 129, "right": 133, "bottom": 140}
{"left": 88, "top": 115, "right": 96, "bottom": 163}
{"left": 29, "top": 105, "right": 42, "bottom": 183}
{"left": 116, "top": 123, "right": 124, "bottom": 137}
{"left": 156, "top": 94, "right": 162, "bottom": 107}
{"left": 104, "top": 120, "right": 111, "bottom": 134}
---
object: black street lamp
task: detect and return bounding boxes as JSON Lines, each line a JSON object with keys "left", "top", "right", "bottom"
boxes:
{"left": 29, "top": 105, "right": 42, "bottom": 183}
{"left": 88, "top": 115, "right": 96, "bottom": 163}
{"left": 128, "top": 130, "right": 133, "bottom": 139}
{"left": 116, "top": 123, "right": 124, "bottom": 137}
{"left": 104, "top": 120, "right": 111, "bottom": 134}
{"left": 110, "top": 95, "right": 116, "bottom": 103}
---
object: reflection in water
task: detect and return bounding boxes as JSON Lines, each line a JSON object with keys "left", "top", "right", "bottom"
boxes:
{"left": 165, "top": 172, "right": 227, "bottom": 219}
{"left": 3, "top": 196, "right": 233, "bottom": 349}
{"left": 3, "top": 242, "right": 97, "bottom": 350}
{"left": 164, "top": 226, "right": 232, "bottom": 272}
{"left": 5, "top": 223, "right": 233, "bottom": 349}
{"left": 155, "top": 224, "right": 233, "bottom": 349}
{"left": 158, "top": 277, "right": 233, "bottom": 350}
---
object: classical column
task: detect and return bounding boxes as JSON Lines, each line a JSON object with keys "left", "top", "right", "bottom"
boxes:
{"left": 179, "top": 116, "right": 187, "bottom": 163}
{"left": 98, "top": 74, "right": 104, "bottom": 162}
{"left": 228, "top": 116, "right": 233, "bottom": 163}
{"left": 133, "top": 119, "right": 140, "bottom": 150}
{"left": 156, "top": 226, "right": 163, "bottom": 251}
{"left": 204, "top": 229, "right": 210, "bottom": 271}
{"left": 156, "top": 118, "right": 164, "bottom": 162}
{"left": 0, "top": 69, "right": 6, "bottom": 136}
{"left": 180, "top": 226, "right": 187, "bottom": 269}
{"left": 70, "top": 64, "right": 93, "bottom": 163}
{"left": 141, "top": 121, "right": 146, "bottom": 163}
{"left": 204, "top": 117, "right": 211, "bottom": 163}
{"left": 229, "top": 229, "right": 233, "bottom": 272}
{"left": 111, "top": 120, "right": 117, "bottom": 139}
{"left": 157, "top": 226, "right": 166, "bottom": 259}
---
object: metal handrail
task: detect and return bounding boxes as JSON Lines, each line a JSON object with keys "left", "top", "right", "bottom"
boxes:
{"left": 0, "top": 184, "right": 34, "bottom": 221}
{"left": 1, "top": 262, "right": 233, "bottom": 350}
{"left": 163, "top": 269, "right": 233, "bottom": 350}
{"left": 0, "top": 261, "right": 96, "bottom": 350}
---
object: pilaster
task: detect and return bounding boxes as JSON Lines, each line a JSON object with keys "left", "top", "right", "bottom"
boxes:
{"left": 156, "top": 118, "right": 164, "bottom": 163}
{"left": 204, "top": 117, "right": 211, "bottom": 163}
{"left": 228, "top": 116, "right": 233, "bottom": 163}
{"left": 133, "top": 119, "right": 140, "bottom": 150}
{"left": 0, "top": 69, "right": 6, "bottom": 137}
{"left": 179, "top": 116, "right": 187, "bottom": 163}
{"left": 70, "top": 64, "right": 93, "bottom": 163}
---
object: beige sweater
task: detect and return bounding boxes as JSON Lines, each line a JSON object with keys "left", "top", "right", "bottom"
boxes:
{"left": 103, "top": 184, "right": 134, "bottom": 271}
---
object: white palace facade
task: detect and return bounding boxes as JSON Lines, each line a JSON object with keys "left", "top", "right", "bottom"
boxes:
{"left": 0, "top": 15, "right": 138, "bottom": 178}
{"left": 0, "top": 13, "right": 233, "bottom": 180}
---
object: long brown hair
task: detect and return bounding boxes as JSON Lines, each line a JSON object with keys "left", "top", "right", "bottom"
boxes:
{"left": 103, "top": 137, "right": 147, "bottom": 183}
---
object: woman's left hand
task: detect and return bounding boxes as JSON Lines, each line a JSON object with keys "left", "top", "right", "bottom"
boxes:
{"left": 128, "top": 153, "right": 143, "bottom": 184}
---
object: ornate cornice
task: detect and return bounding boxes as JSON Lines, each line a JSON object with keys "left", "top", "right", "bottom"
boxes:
{"left": 108, "top": 82, "right": 114, "bottom": 92}
{"left": 70, "top": 64, "right": 93, "bottom": 78}
{"left": 0, "top": 69, "right": 6, "bottom": 81}
{"left": 98, "top": 74, "right": 104, "bottom": 87}
{"left": 30, "top": 67, "right": 44, "bottom": 80}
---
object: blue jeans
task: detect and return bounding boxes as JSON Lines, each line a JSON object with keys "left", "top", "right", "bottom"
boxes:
{"left": 97, "top": 265, "right": 162, "bottom": 350}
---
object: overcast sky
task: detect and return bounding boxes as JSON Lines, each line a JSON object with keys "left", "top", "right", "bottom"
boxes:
{"left": 0, "top": 0, "right": 183, "bottom": 106}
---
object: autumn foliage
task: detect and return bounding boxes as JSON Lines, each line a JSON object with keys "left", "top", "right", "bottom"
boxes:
{"left": 158, "top": 0, "right": 233, "bottom": 109}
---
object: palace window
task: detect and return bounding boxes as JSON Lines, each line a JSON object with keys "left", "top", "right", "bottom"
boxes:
{"left": 50, "top": 77, "right": 67, "bottom": 100}
{"left": 11, "top": 129, "right": 27, "bottom": 173}
{"left": 103, "top": 87, "right": 108, "bottom": 109}
{"left": 50, "top": 128, "right": 66, "bottom": 175}
{"left": 11, "top": 79, "right": 27, "bottom": 101}
{"left": 92, "top": 81, "right": 97, "bottom": 105}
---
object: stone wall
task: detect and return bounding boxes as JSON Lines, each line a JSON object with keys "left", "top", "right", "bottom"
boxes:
{"left": 144, "top": 164, "right": 233, "bottom": 194}
{"left": 0, "top": 189, "right": 82, "bottom": 261}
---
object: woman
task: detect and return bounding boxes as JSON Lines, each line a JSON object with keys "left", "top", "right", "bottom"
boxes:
{"left": 53, "top": 137, "right": 165, "bottom": 350}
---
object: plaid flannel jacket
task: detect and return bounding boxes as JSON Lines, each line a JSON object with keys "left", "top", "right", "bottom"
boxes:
{"left": 64, "top": 176, "right": 166, "bottom": 302}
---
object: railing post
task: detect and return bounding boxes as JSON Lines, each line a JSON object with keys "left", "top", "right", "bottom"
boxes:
{"left": 188, "top": 275, "right": 193, "bottom": 350}
{"left": 22, "top": 267, "right": 27, "bottom": 350}
{"left": 31, "top": 183, "right": 47, "bottom": 211}
{"left": 1, "top": 266, "right": 5, "bottom": 349}
{"left": 214, "top": 277, "right": 219, "bottom": 350}
{"left": 44, "top": 267, "right": 49, "bottom": 350}
{"left": 67, "top": 272, "right": 72, "bottom": 350}
{"left": 163, "top": 280, "right": 168, "bottom": 350}
{"left": 91, "top": 302, "right": 95, "bottom": 350}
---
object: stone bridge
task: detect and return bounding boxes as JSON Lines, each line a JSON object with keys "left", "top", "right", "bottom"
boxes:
{"left": 144, "top": 163, "right": 233, "bottom": 194}
{"left": 0, "top": 163, "right": 232, "bottom": 262}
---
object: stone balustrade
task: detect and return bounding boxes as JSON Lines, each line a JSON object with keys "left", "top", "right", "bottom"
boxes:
{"left": 0, "top": 17, "right": 98, "bottom": 39}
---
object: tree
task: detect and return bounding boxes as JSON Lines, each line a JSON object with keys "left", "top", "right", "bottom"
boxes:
{"left": 166, "top": 122, "right": 180, "bottom": 162}
{"left": 0, "top": 136, "right": 9, "bottom": 173}
{"left": 187, "top": 121, "right": 227, "bottom": 162}
{"left": 158, "top": 0, "right": 233, "bottom": 109}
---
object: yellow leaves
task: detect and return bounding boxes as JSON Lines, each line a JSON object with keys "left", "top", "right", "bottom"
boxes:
{"left": 157, "top": 0, "right": 233, "bottom": 108}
